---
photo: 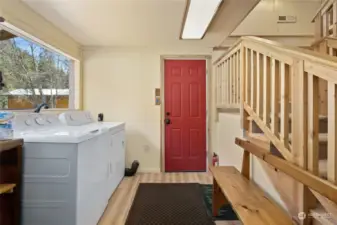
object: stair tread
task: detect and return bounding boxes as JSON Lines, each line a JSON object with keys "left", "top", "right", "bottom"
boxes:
{"left": 311, "top": 205, "right": 336, "bottom": 225}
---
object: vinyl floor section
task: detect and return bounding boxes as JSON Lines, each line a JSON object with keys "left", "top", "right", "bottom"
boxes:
{"left": 98, "top": 172, "right": 242, "bottom": 225}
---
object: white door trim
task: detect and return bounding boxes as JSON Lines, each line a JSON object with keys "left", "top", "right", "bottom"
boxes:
{"left": 160, "top": 55, "right": 212, "bottom": 172}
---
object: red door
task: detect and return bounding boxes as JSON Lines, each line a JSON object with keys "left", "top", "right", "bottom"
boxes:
{"left": 164, "top": 60, "right": 206, "bottom": 172}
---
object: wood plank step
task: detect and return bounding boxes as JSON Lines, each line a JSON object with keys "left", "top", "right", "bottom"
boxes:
{"left": 210, "top": 166, "right": 293, "bottom": 225}
{"left": 0, "top": 183, "right": 16, "bottom": 194}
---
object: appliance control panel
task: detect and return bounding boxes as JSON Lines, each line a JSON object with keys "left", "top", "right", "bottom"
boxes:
{"left": 13, "top": 113, "right": 62, "bottom": 130}
{"left": 59, "top": 111, "right": 95, "bottom": 126}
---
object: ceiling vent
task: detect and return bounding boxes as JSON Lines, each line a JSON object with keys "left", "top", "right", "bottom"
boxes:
{"left": 278, "top": 15, "right": 297, "bottom": 23}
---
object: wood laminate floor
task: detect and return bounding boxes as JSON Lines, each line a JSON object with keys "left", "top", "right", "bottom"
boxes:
{"left": 98, "top": 173, "right": 242, "bottom": 225}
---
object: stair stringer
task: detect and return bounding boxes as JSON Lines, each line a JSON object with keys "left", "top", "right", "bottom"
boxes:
{"left": 245, "top": 104, "right": 337, "bottom": 224}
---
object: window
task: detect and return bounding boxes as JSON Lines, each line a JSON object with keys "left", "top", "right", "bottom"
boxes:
{"left": 0, "top": 28, "right": 73, "bottom": 110}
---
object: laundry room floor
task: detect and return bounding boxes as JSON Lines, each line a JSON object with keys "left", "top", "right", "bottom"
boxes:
{"left": 98, "top": 172, "right": 242, "bottom": 225}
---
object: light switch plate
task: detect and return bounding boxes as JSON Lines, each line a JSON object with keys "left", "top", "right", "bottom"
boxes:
{"left": 155, "top": 96, "right": 161, "bottom": 105}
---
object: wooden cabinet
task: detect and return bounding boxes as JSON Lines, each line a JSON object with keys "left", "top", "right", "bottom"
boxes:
{"left": 0, "top": 139, "right": 23, "bottom": 225}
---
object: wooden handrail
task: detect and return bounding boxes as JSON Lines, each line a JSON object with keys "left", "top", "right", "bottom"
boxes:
{"left": 215, "top": 36, "right": 337, "bottom": 69}
{"left": 213, "top": 38, "right": 241, "bottom": 64}
{"left": 235, "top": 138, "right": 337, "bottom": 204}
{"left": 311, "top": 0, "right": 335, "bottom": 22}
{"left": 214, "top": 35, "right": 337, "bottom": 111}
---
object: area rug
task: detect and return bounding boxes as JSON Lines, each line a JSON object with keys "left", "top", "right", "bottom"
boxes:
{"left": 200, "top": 184, "right": 238, "bottom": 221}
{"left": 125, "top": 183, "right": 215, "bottom": 225}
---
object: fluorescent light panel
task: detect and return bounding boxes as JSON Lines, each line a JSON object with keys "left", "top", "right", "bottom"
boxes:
{"left": 182, "top": 0, "right": 223, "bottom": 39}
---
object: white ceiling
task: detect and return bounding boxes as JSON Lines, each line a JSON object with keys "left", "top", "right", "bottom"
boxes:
{"left": 22, "top": 0, "right": 260, "bottom": 48}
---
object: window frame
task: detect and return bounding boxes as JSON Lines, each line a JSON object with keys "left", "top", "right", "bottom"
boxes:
{"left": 0, "top": 23, "right": 79, "bottom": 110}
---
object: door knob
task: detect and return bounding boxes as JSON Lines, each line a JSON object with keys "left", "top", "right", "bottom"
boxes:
{"left": 164, "top": 118, "right": 171, "bottom": 125}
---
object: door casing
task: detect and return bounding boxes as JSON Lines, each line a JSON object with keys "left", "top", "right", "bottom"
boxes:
{"left": 160, "top": 55, "right": 212, "bottom": 172}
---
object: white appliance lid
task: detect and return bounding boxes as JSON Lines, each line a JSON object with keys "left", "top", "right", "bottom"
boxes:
{"left": 14, "top": 127, "right": 102, "bottom": 143}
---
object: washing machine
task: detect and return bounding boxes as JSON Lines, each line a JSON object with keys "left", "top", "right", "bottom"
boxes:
{"left": 59, "top": 111, "right": 126, "bottom": 197}
{"left": 13, "top": 113, "right": 114, "bottom": 225}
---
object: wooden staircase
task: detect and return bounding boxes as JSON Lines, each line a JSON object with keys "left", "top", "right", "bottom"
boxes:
{"left": 213, "top": 17, "right": 337, "bottom": 225}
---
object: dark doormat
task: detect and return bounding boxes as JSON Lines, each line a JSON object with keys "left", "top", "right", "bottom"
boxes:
{"left": 200, "top": 184, "right": 238, "bottom": 221}
{"left": 125, "top": 183, "right": 215, "bottom": 225}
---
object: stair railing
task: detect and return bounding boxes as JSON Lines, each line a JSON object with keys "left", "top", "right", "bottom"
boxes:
{"left": 312, "top": 0, "right": 337, "bottom": 39}
{"left": 214, "top": 37, "right": 337, "bottom": 222}
{"left": 214, "top": 36, "right": 337, "bottom": 183}
{"left": 214, "top": 39, "right": 241, "bottom": 110}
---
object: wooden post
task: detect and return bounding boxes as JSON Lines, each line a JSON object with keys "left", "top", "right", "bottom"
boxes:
{"left": 227, "top": 59, "right": 230, "bottom": 106}
{"left": 333, "top": 2, "right": 337, "bottom": 37}
{"left": 223, "top": 62, "right": 226, "bottom": 106}
{"left": 251, "top": 51, "right": 257, "bottom": 111}
{"left": 241, "top": 150, "right": 250, "bottom": 179}
{"left": 237, "top": 51, "right": 240, "bottom": 106}
{"left": 233, "top": 53, "right": 236, "bottom": 105}
{"left": 308, "top": 73, "right": 319, "bottom": 176}
{"left": 212, "top": 178, "right": 228, "bottom": 216}
{"left": 291, "top": 60, "right": 315, "bottom": 225}
{"left": 271, "top": 59, "right": 280, "bottom": 136}
{"left": 246, "top": 48, "right": 251, "bottom": 106}
{"left": 263, "top": 56, "right": 271, "bottom": 127}
{"left": 319, "top": 41, "right": 328, "bottom": 116}
{"left": 323, "top": 12, "right": 328, "bottom": 37}
{"left": 230, "top": 56, "right": 234, "bottom": 106}
{"left": 240, "top": 45, "right": 246, "bottom": 129}
{"left": 328, "top": 82, "right": 337, "bottom": 183}
{"left": 256, "top": 53, "right": 263, "bottom": 119}
{"left": 280, "top": 62, "right": 290, "bottom": 148}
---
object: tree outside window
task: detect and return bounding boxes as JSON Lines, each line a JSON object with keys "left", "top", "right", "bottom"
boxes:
{"left": 0, "top": 31, "right": 70, "bottom": 109}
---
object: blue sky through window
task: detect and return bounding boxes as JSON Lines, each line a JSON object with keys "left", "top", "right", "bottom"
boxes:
{"left": 12, "top": 37, "right": 69, "bottom": 63}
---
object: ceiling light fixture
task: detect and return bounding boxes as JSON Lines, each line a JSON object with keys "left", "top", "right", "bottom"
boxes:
{"left": 181, "top": 0, "right": 223, "bottom": 39}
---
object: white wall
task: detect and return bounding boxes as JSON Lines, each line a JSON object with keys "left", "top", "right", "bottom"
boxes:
{"left": 83, "top": 47, "right": 211, "bottom": 172}
{"left": 211, "top": 113, "right": 243, "bottom": 170}
{"left": 210, "top": 112, "right": 296, "bottom": 214}
{"left": 231, "top": 0, "right": 321, "bottom": 36}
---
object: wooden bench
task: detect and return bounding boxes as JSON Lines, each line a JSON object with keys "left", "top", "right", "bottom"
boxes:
{"left": 210, "top": 154, "right": 293, "bottom": 225}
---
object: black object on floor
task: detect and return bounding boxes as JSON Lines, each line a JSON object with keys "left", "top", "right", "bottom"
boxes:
{"left": 125, "top": 183, "right": 215, "bottom": 225}
{"left": 125, "top": 160, "right": 139, "bottom": 176}
{"left": 200, "top": 184, "right": 238, "bottom": 220}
